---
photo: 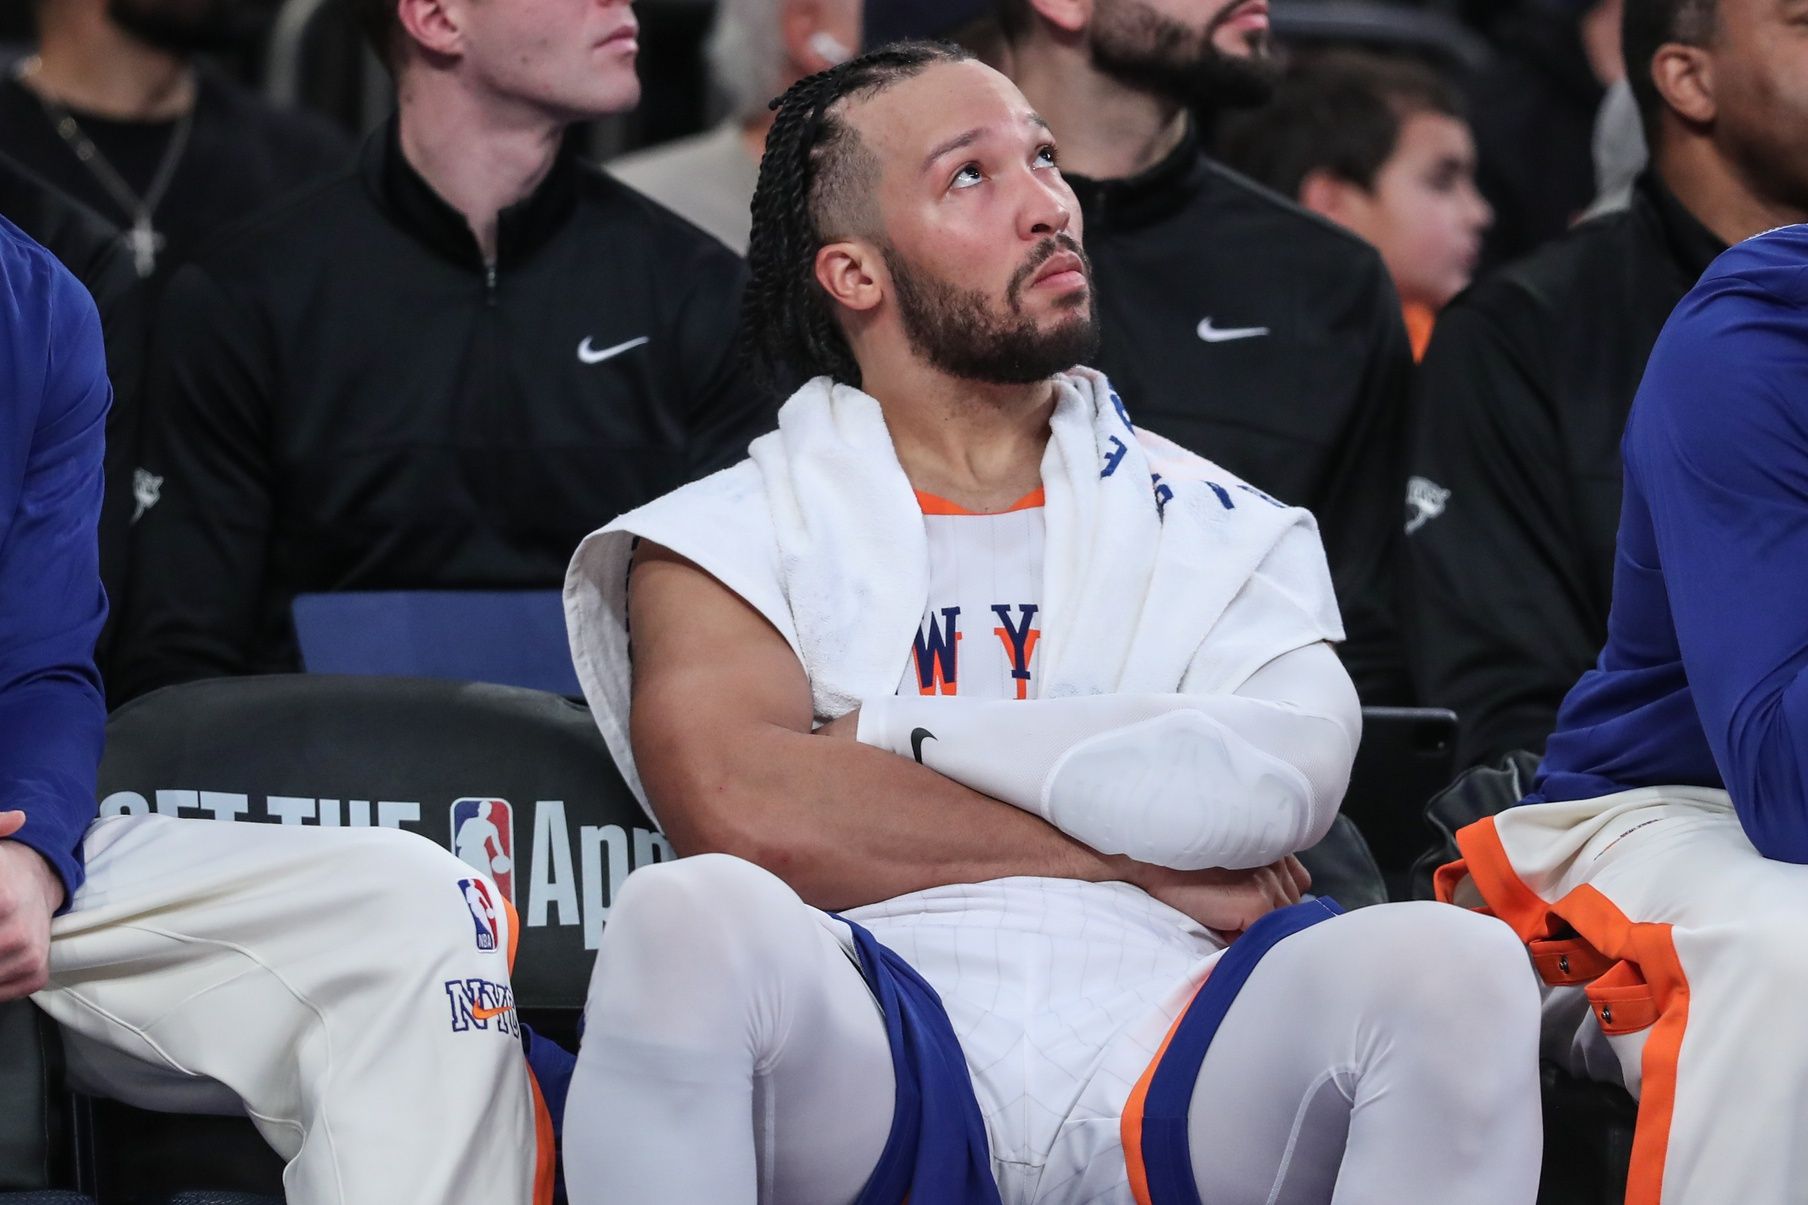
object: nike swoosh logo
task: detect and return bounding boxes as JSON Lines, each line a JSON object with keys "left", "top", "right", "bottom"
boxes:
{"left": 577, "top": 335, "right": 650, "bottom": 364}
{"left": 471, "top": 1004, "right": 515, "bottom": 1021}
{"left": 1196, "top": 318, "right": 1271, "bottom": 344}
{"left": 910, "top": 727, "right": 937, "bottom": 764}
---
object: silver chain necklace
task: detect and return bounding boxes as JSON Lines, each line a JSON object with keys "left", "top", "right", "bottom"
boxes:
{"left": 14, "top": 55, "right": 196, "bottom": 279}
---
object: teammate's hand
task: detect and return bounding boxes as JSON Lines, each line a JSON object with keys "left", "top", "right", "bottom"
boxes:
{"left": 0, "top": 811, "right": 62, "bottom": 1001}
{"left": 814, "top": 709, "right": 861, "bottom": 741}
{"left": 1129, "top": 855, "right": 1310, "bottom": 942}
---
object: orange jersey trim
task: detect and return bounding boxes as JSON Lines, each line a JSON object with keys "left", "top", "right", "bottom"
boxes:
{"left": 529, "top": 1064, "right": 558, "bottom": 1205}
{"left": 499, "top": 890, "right": 554, "bottom": 1205}
{"left": 915, "top": 488, "right": 1046, "bottom": 516}
{"left": 1450, "top": 817, "right": 1689, "bottom": 1205}
{"left": 500, "top": 892, "right": 522, "bottom": 974}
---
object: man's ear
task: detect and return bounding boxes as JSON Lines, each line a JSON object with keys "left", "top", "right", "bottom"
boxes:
{"left": 395, "top": 0, "right": 463, "bottom": 59}
{"left": 1298, "top": 167, "right": 1368, "bottom": 226}
{"left": 1650, "top": 42, "right": 1716, "bottom": 126}
{"left": 814, "top": 241, "right": 884, "bottom": 314}
{"left": 1023, "top": 0, "right": 1092, "bottom": 36}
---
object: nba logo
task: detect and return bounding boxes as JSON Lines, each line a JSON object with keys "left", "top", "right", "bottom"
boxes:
{"left": 451, "top": 797, "right": 515, "bottom": 902}
{"left": 458, "top": 878, "right": 500, "bottom": 952}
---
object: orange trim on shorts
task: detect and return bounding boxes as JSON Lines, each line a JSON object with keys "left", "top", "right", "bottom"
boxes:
{"left": 915, "top": 488, "right": 1046, "bottom": 516}
{"left": 1121, "top": 981, "right": 1206, "bottom": 1205}
{"left": 528, "top": 1061, "right": 557, "bottom": 1205}
{"left": 1448, "top": 818, "right": 1691, "bottom": 1205}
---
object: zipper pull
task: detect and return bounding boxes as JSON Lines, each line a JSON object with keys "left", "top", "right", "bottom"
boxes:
{"left": 484, "top": 263, "right": 498, "bottom": 306}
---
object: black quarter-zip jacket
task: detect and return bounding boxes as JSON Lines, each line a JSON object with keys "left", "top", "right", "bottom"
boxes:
{"left": 1067, "top": 129, "right": 1417, "bottom": 704}
{"left": 1403, "top": 173, "right": 1727, "bottom": 768}
{"left": 115, "top": 123, "right": 774, "bottom": 700}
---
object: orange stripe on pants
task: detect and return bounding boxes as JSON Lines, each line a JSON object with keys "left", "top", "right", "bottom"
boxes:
{"left": 1447, "top": 817, "right": 1690, "bottom": 1205}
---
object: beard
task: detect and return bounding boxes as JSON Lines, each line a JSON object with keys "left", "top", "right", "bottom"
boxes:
{"left": 884, "top": 236, "right": 1102, "bottom": 387}
{"left": 1089, "top": 0, "right": 1280, "bottom": 112}
{"left": 107, "top": 0, "right": 239, "bottom": 54}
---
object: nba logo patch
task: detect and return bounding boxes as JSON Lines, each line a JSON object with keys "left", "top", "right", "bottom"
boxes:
{"left": 451, "top": 797, "right": 515, "bottom": 901}
{"left": 458, "top": 878, "right": 500, "bottom": 952}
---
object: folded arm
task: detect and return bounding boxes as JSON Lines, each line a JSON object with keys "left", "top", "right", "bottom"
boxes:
{"left": 628, "top": 544, "right": 1131, "bottom": 910}
{"left": 625, "top": 544, "right": 1308, "bottom": 926}
{"left": 856, "top": 641, "right": 1358, "bottom": 871}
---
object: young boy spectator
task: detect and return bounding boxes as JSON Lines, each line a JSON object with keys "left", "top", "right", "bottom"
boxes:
{"left": 1221, "top": 53, "right": 1493, "bottom": 360}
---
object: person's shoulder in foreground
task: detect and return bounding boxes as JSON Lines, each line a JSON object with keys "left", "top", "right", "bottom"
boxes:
{"left": 0, "top": 213, "right": 109, "bottom": 904}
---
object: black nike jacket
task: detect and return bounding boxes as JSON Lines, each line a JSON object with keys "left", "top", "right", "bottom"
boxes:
{"left": 1068, "top": 127, "right": 1416, "bottom": 704}
{"left": 114, "top": 122, "right": 773, "bottom": 700}
{"left": 1404, "top": 173, "right": 1726, "bottom": 768}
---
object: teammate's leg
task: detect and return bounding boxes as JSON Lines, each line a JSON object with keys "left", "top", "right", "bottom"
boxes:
{"left": 1562, "top": 800, "right": 1808, "bottom": 1204}
{"left": 1184, "top": 901, "right": 1541, "bottom": 1205}
{"left": 565, "top": 853, "right": 895, "bottom": 1205}
{"left": 37, "top": 814, "right": 538, "bottom": 1205}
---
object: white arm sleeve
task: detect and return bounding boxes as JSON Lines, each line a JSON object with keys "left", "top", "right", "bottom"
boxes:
{"left": 854, "top": 641, "right": 1359, "bottom": 871}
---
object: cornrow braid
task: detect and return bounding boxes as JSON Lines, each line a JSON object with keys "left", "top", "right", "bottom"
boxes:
{"left": 743, "top": 40, "right": 971, "bottom": 392}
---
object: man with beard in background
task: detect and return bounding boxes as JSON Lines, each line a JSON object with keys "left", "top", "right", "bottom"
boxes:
{"left": 2, "top": 0, "right": 348, "bottom": 289}
{"left": 976, "top": 0, "right": 1418, "bottom": 706}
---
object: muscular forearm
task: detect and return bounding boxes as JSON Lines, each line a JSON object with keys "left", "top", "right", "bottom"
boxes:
{"left": 643, "top": 717, "right": 1126, "bottom": 911}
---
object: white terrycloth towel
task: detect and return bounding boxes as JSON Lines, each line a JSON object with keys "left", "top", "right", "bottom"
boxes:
{"left": 564, "top": 367, "right": 1343, "bottom": 819}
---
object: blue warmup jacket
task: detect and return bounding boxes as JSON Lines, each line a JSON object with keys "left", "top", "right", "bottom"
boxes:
{"left": 0, "top": 214, "right": 109, "bottom": 902}
{"left": 1528, "top": 225, "right": 1808, "bottom": 860}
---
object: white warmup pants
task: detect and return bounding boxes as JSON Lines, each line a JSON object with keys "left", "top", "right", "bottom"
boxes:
{"left": 1444, "top": 788, "right": 1808, "bottom": 1205}
{"left": 33, "top": 814, "right": 542, "bottom": 1205}
{"left": 566, "top": 854, "right": 1542, "bottom": 1205}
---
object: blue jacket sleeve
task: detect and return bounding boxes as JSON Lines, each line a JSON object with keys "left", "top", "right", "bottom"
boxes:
{"left": 0, "top": 231, "right": 110, "bottom": 903}
{"left": 1630, "top": 242, "right": 1808, "bottom": 860}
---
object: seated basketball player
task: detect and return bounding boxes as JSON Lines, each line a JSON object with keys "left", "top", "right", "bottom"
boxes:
{"left": 1440, "top": 224, "right": 1808, "bottom": 1205}
{"left": 562, "top": 42, "right": 1540, "bottom": 1205}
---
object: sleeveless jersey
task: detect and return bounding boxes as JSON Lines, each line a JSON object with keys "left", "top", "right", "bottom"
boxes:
{"left": 900, "top": 489, "right": 1045, "bottom": 702}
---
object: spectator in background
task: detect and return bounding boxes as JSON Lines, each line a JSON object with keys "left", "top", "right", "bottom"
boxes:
{"left": 0, "top": 151, "right": 144, "bottom": 668}
{"left": 982, "top": 0, "right": 1418, "bottom": 704}
{"left": 1, "top": 0, "right": 349, "bottom": 287}
{"left": 112, "top": 0, "right": 773, "bottom": 700}
{"left": 608, "top": 0, "right": 862, "bottom": 254}
{"left": 1405, "top": 0, "right": 1808, "bottom": 771}
{"left": 1220, "top": 53, "right": 1492, "bottom": 360}
{"left": 1466, "top": 0, "right": 1624, "bottom": 268}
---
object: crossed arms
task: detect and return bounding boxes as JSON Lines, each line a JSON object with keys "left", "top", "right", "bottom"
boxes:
{"left": 627, "top": 542, "right": 1359, "bottom": 930}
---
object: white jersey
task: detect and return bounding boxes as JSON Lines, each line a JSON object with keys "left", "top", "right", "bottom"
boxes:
{"left": 853, "top": 489, "right": 1224, "bottom": 1204}
{"left": 899, "top": 489, "right": 1046, "bottom": 701}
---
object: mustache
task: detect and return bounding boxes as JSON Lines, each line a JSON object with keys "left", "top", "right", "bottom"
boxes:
{"left": 1007, "top": 235, "right": 1091, "bottom": 305}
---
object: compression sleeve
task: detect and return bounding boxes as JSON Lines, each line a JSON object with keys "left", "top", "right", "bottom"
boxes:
{"left": 856, "top": 640, "right": 1359, "bottom": 871}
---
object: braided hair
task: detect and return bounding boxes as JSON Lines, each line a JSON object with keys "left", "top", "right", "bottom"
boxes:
{"left": 744, "top": 40, "right": 971, "bottom": 392}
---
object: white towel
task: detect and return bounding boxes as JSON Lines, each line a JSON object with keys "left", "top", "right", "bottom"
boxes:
{"left": 564, "top": 367, "right": 1343, "bottom": 819}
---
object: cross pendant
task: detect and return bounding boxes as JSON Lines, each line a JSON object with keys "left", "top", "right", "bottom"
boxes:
{"left": 124, "top": 217, "right": 164, "bottom": 279}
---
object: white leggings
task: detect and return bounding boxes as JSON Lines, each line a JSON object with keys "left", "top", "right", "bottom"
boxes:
{"left": 565, "top": 855, "right": 1541, "bottom": 1205}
